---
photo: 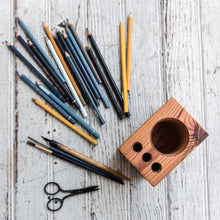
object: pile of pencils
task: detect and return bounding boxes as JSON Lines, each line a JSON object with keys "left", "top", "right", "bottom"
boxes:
{"left": 7, "top": 15, "right": 132, "bottom": 145}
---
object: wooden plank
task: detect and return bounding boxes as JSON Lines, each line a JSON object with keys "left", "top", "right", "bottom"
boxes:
{"left": 15, "top": 0, "right": 52, "bottom": 218}
{"left": 125, "top": 0, "right": 169, "bottom": 219}
{"left": 0, "top": 0, "right": 16, "bottom": 219}
{"left": 161, "top": 0, "right": 209, "bottom": 219}
{"left": 87, "top": 0, "right": 169, "bottom": 219}
{"left": 49, "top": 0, "right": 91, "bottom": 219}
{"left": 86, "top": 1, "right": 131, "bottom": 219}
{"left": 200, "top": 0, "right": 220, "bottom": 219}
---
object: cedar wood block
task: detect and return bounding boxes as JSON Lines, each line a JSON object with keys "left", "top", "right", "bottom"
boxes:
{"left": 118, "top": 98, "right": 208, "bottom": 186}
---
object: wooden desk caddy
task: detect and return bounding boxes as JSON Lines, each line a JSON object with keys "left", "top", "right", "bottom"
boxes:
{"left": 119, "top": 98, "right": 208, "bottom": 186}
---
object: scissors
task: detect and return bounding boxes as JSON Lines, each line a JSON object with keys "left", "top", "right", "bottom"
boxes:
{"left": 44, "top": 182, "right": 99, "bottom": 211}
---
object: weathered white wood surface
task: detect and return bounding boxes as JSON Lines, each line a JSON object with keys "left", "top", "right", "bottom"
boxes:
{"left": 0, "top": 0, "right": 219, "bottom": 219}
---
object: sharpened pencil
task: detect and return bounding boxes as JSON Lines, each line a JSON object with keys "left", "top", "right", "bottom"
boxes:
{"left": 65, "top": 52, "right": 105, "bottom": 125}
{"left": 61, "top": 31, "right": 100, "bottom": 100}
{"left": 17, "top": 17, "right": 65, "bottom": 83}
{"left": 7, "top": 42, "right": 66, "bottom": 102}
{"left": 86, "top": 28, "right": 124, "bottom": 108}
{"left": 120, "top": 20, "right": 130, "bottom": 117}
{"left": 17, "top": 72, "right": 76, "bottom": 125}
{"left": 65, "top": 28, "right": 110, "bottom": 108}
{"left": 37, "top": 82, "right": 100, "bottom": 139}
{"left": 44, "top": 35, "right": 87, "bottom": 118}
{"left": 32, "top": 98, "right": 98, "bottom": 145}
{"left": 28, "top": 40, "right": 78, "bottom": 107}
{"left": 42, "top": 22, "right": 86, "bottom": 106}
{"left": 56, "top": 31, "right": 100, "bottom": 107}
{"left": 67, "top": 19, "right": 102, "bottom": 84}
{"left": 54, "top": 34, "right": 98, "bottom": 107}
{"left": 14, "top": 34, "right": 66, "bottom": 103}
{"left": 86, "top": 44, "right": 123, "bottom": 120}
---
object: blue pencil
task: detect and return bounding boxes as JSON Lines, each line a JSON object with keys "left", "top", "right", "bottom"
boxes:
{"left": 17, "top": 17, "right": 65, "bottom": 83}
{"left": 65, "top": 28, "right": 110, "bottom": 108}
{"left": 65, "top": 52, "right": 105, "bottom": 125}
{"left": 37, "top": 82, "right": 100, "bottom": 139}
{"left": 7, "top": 43, "right": 66, "bottom": 103}
{"left": 17, "top": 72, "right": 76, "bottom": 125}
{"left": 58, "top": 31, "right": 100, "bottom": 100}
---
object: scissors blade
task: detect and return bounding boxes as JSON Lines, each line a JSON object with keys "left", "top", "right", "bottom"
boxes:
{"left": 73, "top": 185, "right": 99, "bottom": 195}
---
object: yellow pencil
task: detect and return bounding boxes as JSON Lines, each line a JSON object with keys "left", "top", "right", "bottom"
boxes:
{"left": 126, "top": 12, "right": 133, "bottom": 91}
{"left": 120, "top": 20, "right": 129, "bottom": 117}
{"left": 32, "top": 98, "right": 98, "bottom": 146}
{"left": 42, "top": 22, "right": 86, "bottom": 106}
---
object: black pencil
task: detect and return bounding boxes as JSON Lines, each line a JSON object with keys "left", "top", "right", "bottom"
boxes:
{"left": 53, "top": 34, "right": 88, "bottom": 104}
{"left": 86, "top": 45, "right": 123, "bottom": 119}
{"left": 86, "top": 29, "right": 124, "bottom": 108}
{"left": 56, "top": 31, "right": 100, "bottom": 107}
{"left": 67, "top": 19, "right": 102, "bottom": 84}
{"left": 7, "top": 42, "right": 66, "bottom": 102}
{"left": 27, "top": 140, "right": 124, "bottom": 184}
{"left": 66, "top": 52, "right": 105, "bottom": 125}
{"left": 15, "top": 33, "right": 67, "bottom": 103}
{"left": 58, "top": 30, "right": 100, "bottom": 100}
{"left": 28, "top": 41, "right": 79, "bottom": 109}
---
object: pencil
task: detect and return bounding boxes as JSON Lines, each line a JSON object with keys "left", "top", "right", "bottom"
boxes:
{"left": 61, "top": 31, "right": 100, "bottom": 100}
{"left": 120, "top": 21, "right": 130, "bottom": 117}
{"left": 42, "top": 22, "right": 86, "bottom": 106}
{"left": 17, "top": 72, "right": 76, "bottom": 125}
{"left": 86, "top": 29, "right": 124, "bottom": 108}
{"left": 57, "top": 31, "right": 100, "bottom": 107}
{"left": 7, "top": 42, "right": 66, "bottom": 102}
{"left": 27, "top": 140, "right": 123, "bottom": 184}
{"left": 17, "top": 17, "right": 65, "bottom": 83}
{"left": 65, "top": 28, "right": 110, "bottom": 108}
{"left": 54, "top": 35, "right": 99, "bottom": 107}
{"left": 86, "top": 45, "right": 123, "bottom": 120}
{"left": 65, "top": 52, "right": 105, "bottom": 125}
{"left": 44, "top": 35, "right": 87, "bottom": 118}
{"left": 14, "top": 34, "right": 66, "bottom": 103}
{"left": 37, "top": 82, "right": 100, "bottom": 139}
{"left": 28, "top": 41, "right": 78, "bottom": 107}
{"left": 42, "top": 136, "right": 130, "bottom": 181}
{"left": 126, "top": 12, "right": 132, "bottom": 91}
{"left": 32, "top": 98, "right": 98, "bottom": 145}
{"left": 67, "top": 19, "right": 102, "bottom": 84}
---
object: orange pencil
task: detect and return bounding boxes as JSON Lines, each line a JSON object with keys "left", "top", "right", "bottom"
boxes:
{"left": 126, "top": 12, "right": 133, "bottom": 91}
{"left": 42, "top": 22, "right": 86, "bottom": 106}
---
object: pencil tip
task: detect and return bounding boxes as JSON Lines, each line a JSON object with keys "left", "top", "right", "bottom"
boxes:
{"left": 86, "top": 28, "right": 91, "bottom": 35}
{"left": 42, "top": 21, "right": 46, "bottom": 27}
{"left": 28, "top": 40, "right": 33, "bottom": 46}
{"left": 6, "top": 41, "right": 10, "bottom": 46}
{"left": 58, "top": 20, "right": 66, "bottom": 28}
{"left": 120, "top": 20, "right": 123, "bottom": 24}
{"left": 16, "top": 17, "right": 21, "bottom": 21}
{"left": 32, "top": 97, "right": 36, "bottom": 102}
{"left": 62, "top": 31, "right": 67, "bottom": 37}
{"left": 129, "top": 11, "right": 132, "bottom": 16}
{"left": 17, "top": 71, "right": 22, "bottom": 77}
{"left": 41, "top": 136, "right": 50, "bottom": 142}
{"left": 65, "top": 51, "right": 69, "bottom": 57}
{"left": 15, "top": 32, "right": 19, "bottom": 37}
{"left": 35, "top": 81, "right": 41, "bottom": 86}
